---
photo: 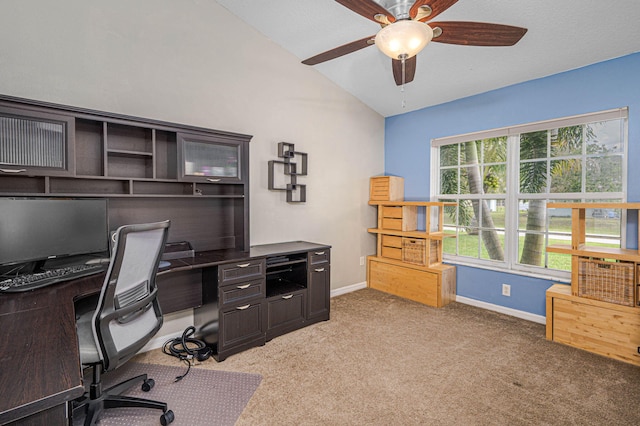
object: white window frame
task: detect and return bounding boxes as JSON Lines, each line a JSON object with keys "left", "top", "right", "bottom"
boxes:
{"left": 430, "top": 108, "right": 628, "bottom": 281}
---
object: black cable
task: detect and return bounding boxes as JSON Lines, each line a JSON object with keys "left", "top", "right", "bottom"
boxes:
{"left": 162, "top": 326, "right": 210, "bottom": 381}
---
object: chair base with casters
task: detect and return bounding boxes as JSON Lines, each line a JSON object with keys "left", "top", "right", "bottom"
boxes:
{"left": 72, "top": 363, "right": 175, "bottom": 426}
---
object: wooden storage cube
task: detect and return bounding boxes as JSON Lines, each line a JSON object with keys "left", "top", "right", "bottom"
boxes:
{"left": 578, "top": 257, "right": 635, "bottom": 306}
{"left": 381, "top": 205, "right": 417, "bottom": 231}
{"left": 370, "top": 176, "right": 404, "bottom": 201}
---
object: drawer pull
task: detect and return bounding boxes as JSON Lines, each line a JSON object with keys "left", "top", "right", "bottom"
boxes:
{"left": 282, "top": 294, "right": 293, "bottom": 300}
{"left": 0, "top": 168, "right": 26, "bottom": 173}
{"left": 236, "top": 304, "right": 251, "bottom": 310}
{"left": 236, "top": 263, "right": 251, "bottom": 268}
{"left": 315, "top": 251, "right": 325, "bottom": 255}
{"left": 314, "top": 268, "right": 325, "bottom": 272}
{"left": 236, "top": 283, "right": 251, "bottom": 289}
{"left": 206, "top": 178, "right": 221, "bottom": 182}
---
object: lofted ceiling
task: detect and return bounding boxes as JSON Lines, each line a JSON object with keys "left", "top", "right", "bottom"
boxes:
{"left": 215, "top": 0, "right": 640, "bottom": 117}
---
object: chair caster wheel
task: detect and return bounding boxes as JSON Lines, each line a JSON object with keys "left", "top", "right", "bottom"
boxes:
{"left": 142, "top": 378, "right": 155, "bottom": 392}
{"left": 160, "top": 409, "right": 175, "bottom": 425}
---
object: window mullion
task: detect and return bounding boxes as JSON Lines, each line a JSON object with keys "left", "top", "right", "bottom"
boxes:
{"left": 506, "top": 134, "right": 519, "bottom": 270}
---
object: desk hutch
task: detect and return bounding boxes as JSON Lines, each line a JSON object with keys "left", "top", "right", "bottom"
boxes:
{"left": 0, "top": 96, "right": 330, "bottom": 424}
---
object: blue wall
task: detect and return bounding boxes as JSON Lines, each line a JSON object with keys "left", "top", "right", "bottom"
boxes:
{"left": 384, "top": 52, "right": 640, "bottom": 317}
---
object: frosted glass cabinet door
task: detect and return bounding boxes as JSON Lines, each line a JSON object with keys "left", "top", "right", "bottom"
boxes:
{"left": 177, "top": 132, "right": 244, "bottom": 183}
{"left": 0, "top": 106, "right": 75, "bottom": 176}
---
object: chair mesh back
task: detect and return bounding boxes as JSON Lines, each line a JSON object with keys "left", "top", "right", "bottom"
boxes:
{"left": 92, "top": 221, "right": 169, "bottom": 371}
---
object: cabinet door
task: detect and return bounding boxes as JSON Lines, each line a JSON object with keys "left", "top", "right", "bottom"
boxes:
{"left": 0, "top": 106, "right": 75, "bottom": 176}
{"left": 218, "top": 302, "right": 264, "bottom": 352}
{"left": 266, "top": 290, "right": 306, "bottom": 340}
{"left": 308, "top": 264, "right": 330, "bottom": 321}
{"left": 177, "top": 132, "right": 246, "bottom": 183}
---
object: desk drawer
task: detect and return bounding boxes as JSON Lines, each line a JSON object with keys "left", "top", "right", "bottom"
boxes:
{"left": 220, "top": 279, "right": 265, "bottom": 307}
{"left": 219, "top": 259, "right": 265, "bottom": 284}
{"left": 309, "top": 249, "right": 330, "bottom": 265}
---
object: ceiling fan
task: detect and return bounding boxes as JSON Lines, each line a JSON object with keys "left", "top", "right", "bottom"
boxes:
{"left": 302, "top": 0, "right": 528, "bottom": 86}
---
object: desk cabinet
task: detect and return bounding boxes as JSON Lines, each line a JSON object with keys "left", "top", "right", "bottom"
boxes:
{"left": 266, "top": 290, "right": 306, "bottom": 340}
{"left": 194, "top": 243, "right": 331, "bottom": 361}
{"left": 308, "top": 250, "right": 330, "bottom": 322}
{"left": 202, "top": 259, "right": 265, "bottom": 361}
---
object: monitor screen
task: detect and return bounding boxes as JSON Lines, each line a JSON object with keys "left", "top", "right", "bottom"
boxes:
{"left": 0, "top": 198, "right": 109, "bottom": 267}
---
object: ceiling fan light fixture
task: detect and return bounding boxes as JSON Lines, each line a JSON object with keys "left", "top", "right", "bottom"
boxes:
{"left": 375, "top": 19, "right": 433, "bottom": 60}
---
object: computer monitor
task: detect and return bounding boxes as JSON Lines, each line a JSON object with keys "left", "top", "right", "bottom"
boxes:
{"left": 0, "top": 198, "right": 109, "bottom": 270}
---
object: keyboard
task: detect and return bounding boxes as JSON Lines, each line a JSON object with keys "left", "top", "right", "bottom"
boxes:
{"left": 0, "top": 264, "right": 106, "bottom": 293}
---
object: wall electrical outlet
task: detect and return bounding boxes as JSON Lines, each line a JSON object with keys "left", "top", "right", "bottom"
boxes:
{"left": 360, "top": 256, "right": 365, "bottom": 266}
{"left": 502, "top": 284, "right": 511, "bottom": 297}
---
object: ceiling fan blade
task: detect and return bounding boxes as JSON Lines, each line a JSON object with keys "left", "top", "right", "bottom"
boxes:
{"left": 335, "top": 0, "right": 395, "bottom": 23}
{"left": 302, "top": 35, "right": 375, "bottom": 66}
{"left": 392, "top": 56, "right": 417, "bottom": 86}
{"left": 429, "top": 21, "right": 528, "bottom": 46}
{"left": 411, "top": 0, "right": 459, "bottom": 21}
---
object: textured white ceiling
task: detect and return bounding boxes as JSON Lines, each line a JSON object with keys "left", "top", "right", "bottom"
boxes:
{"left": 215, "top": 0, "right": 640, "bottom": 117}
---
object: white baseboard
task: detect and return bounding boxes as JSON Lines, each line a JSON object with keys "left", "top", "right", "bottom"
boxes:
{"left": 331, "top": 281, "right": 367, "bottom": 298}
{"left": 456, "top": 295, "right": 546, "bottom": 324}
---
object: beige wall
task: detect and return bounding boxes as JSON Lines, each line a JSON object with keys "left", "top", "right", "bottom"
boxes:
{"left": 0, "top": 1, "right": 383, "bottom": 335}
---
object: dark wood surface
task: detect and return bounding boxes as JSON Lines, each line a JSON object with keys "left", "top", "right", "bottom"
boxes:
{"left": 0, "top": 274, "right": 102, "bottom": 424}
{"left": 0, "top": 242, "right": 329, "bottom": 424}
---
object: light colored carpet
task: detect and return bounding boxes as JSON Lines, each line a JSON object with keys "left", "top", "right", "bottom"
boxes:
{"left": 137, "top": 288, "right": 640, "bottom": 425}
{"left": 73, "top": 362, "right": 261, "bottom": 426}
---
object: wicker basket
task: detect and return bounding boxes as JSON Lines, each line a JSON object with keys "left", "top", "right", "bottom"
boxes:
{"left": 578, "top": 258, "right": 635, "bottom": 306}
{"left": 402, "top": 238, "right": 426, "bottom": 266}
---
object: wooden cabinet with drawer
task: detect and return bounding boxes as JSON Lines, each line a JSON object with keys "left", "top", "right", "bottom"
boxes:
{"left": 368, "top": 196, "right": 457, "bottom": 309}
{"left": 381, "top": 234, "right": 403, "bottom": 260}
{"left": 368, "top": 257, "right": 456, "bottom": 308}
{"left": 380, "top": 205, "right": 417, "bottom": 231}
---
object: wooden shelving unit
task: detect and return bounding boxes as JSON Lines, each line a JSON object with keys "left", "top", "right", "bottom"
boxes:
{"left": 545, "top": 202, "right": 640, "bottom": 366}
{"left": 546, "top": 202, "right": 640, "bottom": 294}
{"left": 367, "top": 199, "right": 457, "bottom": 308}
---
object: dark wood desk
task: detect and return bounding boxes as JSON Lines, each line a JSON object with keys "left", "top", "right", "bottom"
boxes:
{"left": 0, "top": 241, "right": 330, "bottom": 425}
{"left": 0, "top": 248, "right": 249, "bottom": 425}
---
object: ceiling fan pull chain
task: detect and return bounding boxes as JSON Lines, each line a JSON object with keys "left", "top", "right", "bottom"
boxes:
{"left": 401, "top": 54, "right": 406, "bottom": 108}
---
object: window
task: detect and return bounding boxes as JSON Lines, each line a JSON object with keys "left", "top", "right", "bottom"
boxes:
{"left": 432, "top": 109, "right": 627, "bottom": 279}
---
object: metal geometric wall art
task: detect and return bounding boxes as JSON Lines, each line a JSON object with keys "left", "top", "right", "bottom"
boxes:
{"left": 268, "top": 142, "right": 307, "bottom": 203}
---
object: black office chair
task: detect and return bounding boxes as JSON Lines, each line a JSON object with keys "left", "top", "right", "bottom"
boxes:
{"left": 73, "top": 220, "right": 174, "bottom": 426}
